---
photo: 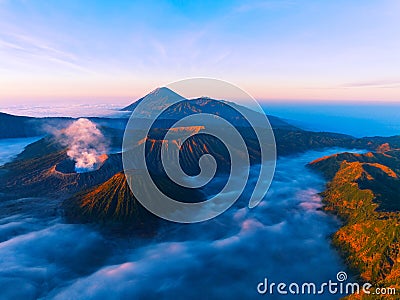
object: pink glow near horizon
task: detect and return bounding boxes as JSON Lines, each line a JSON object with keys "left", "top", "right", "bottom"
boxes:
{"left": 0, "top": 1, "right": 399, "bottom": 104}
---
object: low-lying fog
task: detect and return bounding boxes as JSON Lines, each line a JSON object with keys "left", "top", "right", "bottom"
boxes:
{"left": 0, "top": 104, "right": 130, "bottom": 119}
{"left": 0, "top": 137, "right": 42, "bottom": 166}
{"left": 0, "top": 140, "right": 353, "bottom": 299}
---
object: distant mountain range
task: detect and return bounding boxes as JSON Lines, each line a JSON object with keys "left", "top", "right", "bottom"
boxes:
{"left": 0, "top": 112, "right": 71, "bottom": 139}
{"left": 0, "top": 87, "right": 295, "bottom": 139}
{"left": 121, "top": 87, "right": 298, "bottom": 130}
{"left": 2, "top": 88, "right": 400, "bottom": 228}
{"left": 0, "top": 112, "right": 129, "bottom": 139}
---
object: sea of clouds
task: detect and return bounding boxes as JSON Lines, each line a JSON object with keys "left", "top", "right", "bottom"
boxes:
{"left": 0, "top": 104, "right": 130, "bottom": 118}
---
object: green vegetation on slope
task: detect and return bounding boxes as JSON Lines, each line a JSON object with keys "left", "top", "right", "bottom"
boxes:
{"left": 309, "top": 149, "right": 400, "bottom": 299}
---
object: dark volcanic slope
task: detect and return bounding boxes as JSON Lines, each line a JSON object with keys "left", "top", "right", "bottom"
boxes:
{"left": 0, "top": 111, "right": 129, "bottom": 139}
{"left": 0, "top": 136, "right": 123, "bottom": 199}
{"left": 0, "top": 112, "right": 75, "bottom": 139}
{"left": 63, "top": 170, "right": 204, "bottom": 225}
{"left": 275, "top": 130, "right": 400, "bottom": 156}
{"left": 0, "top": 125, "right": 254, "bottom": 200}
{"left": 0, "top": 113, "right": 36, "bottom": 138}
{"left": 3, "top": 119, "right": 400, "bottom": 201}
{"left": 63, "top": 172, "right": 155, "bottom": 225}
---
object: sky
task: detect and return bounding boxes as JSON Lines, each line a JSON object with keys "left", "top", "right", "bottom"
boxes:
{"left": 0, "top": 0, "right": 399, "bottom": 105}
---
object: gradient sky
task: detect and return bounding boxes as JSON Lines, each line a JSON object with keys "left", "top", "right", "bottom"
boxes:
{"left": 0, "top": 0, "right": 399, "bottom": 105}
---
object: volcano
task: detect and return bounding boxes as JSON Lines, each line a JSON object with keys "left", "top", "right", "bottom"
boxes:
{"left": 63, "top": 172, "right": 156, "bottom": 225}
{"left": 0, "top": 136, "right": 123, "bottom": 199}
{"left": 121, "top": 87, "right": 186, "bottom": 116}
{"left": 122, "top": 87, "right": 297, "bottom": 130}
{"left": 63, "top": 169, "right": 204, "bottom": 227}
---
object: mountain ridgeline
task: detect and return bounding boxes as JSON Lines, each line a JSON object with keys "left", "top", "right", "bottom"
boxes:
{"left": 2, "top": 87, "right": 400, "bottom": 230}
{"left": 309, "top": 148, "right": 400, "bottom": 298}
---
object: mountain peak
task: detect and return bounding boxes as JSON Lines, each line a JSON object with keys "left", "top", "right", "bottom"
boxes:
{"left": 149, "top": 86, "right": 178, "bottom": 96}
{"left": 121, "top": 87, "right": 185, "bottom": 112}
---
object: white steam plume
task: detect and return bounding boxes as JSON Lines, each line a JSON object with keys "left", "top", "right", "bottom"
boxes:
{"left": 58, "top": 118, "right": 109, "bottom": 172}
